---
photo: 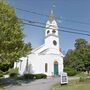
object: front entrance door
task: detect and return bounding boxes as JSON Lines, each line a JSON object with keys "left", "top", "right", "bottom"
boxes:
{"left": 54, "top": 61, "right": 58, "bottom": 75}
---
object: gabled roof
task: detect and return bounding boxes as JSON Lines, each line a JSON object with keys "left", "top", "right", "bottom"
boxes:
{"left": 31, "top": 44, "right": 45, "bottom": 53}
{"left": 31, "top": 44, "right": 64, "bottom": 57}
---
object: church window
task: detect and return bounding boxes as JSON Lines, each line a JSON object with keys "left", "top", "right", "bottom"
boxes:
{"left": 47, "top": 30, "right": 50, "bottom": 34}
{"left": 53, "top": 40, "right": 57, "bottom": 46}
{"left": 45, "top": 63, "right": 48, "bottom": 72}
{"left": 20, "top": 60, "right": 22, "bottom": 71}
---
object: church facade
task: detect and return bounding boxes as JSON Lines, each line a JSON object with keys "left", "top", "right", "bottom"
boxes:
{"left": 14, "top": 11, "right": 64, "bottom": 76}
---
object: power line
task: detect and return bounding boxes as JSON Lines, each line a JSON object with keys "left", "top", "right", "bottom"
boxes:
{"left": 21, "top": 18, "right": 90, "bottom": 34}
{"left": 23, "top": 22, "right": 45, "bottom": 29}
{"left": 21, "top": 18, "right": 45, "bottom": 25}
{"left": 61, "top": 26, "right": 90, "bottom": 33}
{"left": 16, "top": 7, "right": 90, "bottom": 26}
{"left": 61, "top": 19, "right": 90, "bottom": 25}
{"left": 23, "top": 22, "right": 90, "bottom": 36}
{"left": 15, "top": 8, "right": 90, "bottom": 36}
{"left": 16, "top": 8, "right": 48, "bottom": 17}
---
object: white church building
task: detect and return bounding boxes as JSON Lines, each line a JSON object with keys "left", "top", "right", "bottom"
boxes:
{"left": 14, "top": 10, "right": 64, "bottom": 76}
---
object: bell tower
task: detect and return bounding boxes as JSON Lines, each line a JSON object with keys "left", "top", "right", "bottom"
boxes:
{"left": 45, "top": 10, "right": 59, "bottom": 51}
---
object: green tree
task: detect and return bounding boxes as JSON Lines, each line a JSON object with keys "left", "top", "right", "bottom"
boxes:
{"left": 84, "top": 45, "right": 90, "bottom": 73}
{"left": 64, "top": 38, "right": 90, "bottom": 73}
{"left": 0, "top": 1, "right": 32, "bottom": 72}
{"left": 75, "top": 38, "right": 88, "bottom": 49}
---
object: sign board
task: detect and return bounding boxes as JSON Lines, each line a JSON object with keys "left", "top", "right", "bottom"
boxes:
{"left": 60, "top": 72, "right": 68, "bottom": 85}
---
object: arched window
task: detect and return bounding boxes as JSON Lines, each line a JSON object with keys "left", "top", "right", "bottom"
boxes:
{"left": 47, "top": 30, "right": 50, "bottom": 34}
{"left": 45, "top": 63, "right": 48, "bottom": 72}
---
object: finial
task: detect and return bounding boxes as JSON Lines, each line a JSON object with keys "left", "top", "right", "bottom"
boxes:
{"left": 51, "top": 9, "right": 53, "bottom": 15}
{"left": 48, "top": 9, "right": 55, "bottom": 23}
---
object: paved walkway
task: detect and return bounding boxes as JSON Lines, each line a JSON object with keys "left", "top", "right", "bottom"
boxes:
{"left": 6, "top": 77, "right": 79, "bottom": 90}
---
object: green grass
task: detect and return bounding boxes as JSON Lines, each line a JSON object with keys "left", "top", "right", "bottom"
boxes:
{"left": 75, "top": 72, "right": 90, "bottom": 77}
{"left": 0, "top": 83, "right": 5, "bottom": 90}
{"left": 0, "top": 85, "right": 4, "bottom": 90}
{"left": 0, "top": 88, "right": 4, "bottom": 90}
{"left": 52, "top": 80, "right": 90, "bottom": 90}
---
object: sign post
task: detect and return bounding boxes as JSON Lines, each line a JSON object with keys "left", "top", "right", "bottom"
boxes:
{"left": 60, "top": 72, "right": 68, "bottom": 85}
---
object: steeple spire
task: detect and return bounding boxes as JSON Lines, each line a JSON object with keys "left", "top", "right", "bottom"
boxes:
{"left": 48, "top": 10, "right": 55, "bottom": 23}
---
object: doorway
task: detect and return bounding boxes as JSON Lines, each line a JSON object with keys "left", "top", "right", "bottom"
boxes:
{"left": 54, "top": 61, "right": 58, "bottom": 75}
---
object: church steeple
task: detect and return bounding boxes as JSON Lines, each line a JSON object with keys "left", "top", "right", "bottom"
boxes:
{"left": 46, "top": 10, "right": 58, "bottom": 30}
{"left": 48, "top": 10, "right": 55, "bottom": 23}
{"left": 45, "top": 10, "right": 59, "bottom": 50}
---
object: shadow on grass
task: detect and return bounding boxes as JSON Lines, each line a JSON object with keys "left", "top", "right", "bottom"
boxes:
{"left": 0, "top": 77, "right": 36, "bottom": 87}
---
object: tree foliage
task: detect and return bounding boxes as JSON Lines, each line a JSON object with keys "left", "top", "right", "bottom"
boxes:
{"left": 75, "top": 38, "right": 88, "bottom": 49}
{"left": 0, "top": 1, "right": 32, "bottom": 72}
{"left": 64, "top": 38, "right": 90, "bottom": 73}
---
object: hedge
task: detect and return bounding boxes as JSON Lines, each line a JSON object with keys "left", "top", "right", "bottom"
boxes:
{"left": 64, "top": 67, "right": 77, "bottom": 76}
{"left": 21, "top": 73, "right": 47, "bottom": 80}
{"left": 34, "top": 74, "right": 47, "bottom": 79}
{"left": 23, "top": 74, "right": 34, "bottom": 79}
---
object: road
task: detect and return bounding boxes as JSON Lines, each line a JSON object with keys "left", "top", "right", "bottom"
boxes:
{"left": 6, "top": 77, "right": 79, "bottom": 90}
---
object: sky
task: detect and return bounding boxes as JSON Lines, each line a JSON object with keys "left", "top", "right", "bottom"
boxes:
{"left": 7, "top": 0, "right": 90, "bottom": 53}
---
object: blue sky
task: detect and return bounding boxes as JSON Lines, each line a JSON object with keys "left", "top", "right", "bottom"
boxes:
{"left": 8, "top": 0, "right": 90, "bottom": 53}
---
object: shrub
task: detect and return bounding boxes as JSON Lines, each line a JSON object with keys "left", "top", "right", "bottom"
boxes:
{"left": 34, "top": 74, "right": 42, "bottom": 79}
{"left": 35, "top": 74, "right": 47, "bottom": 79}
{"left": 64, "top": 67, "right": 77, "bottom": 76}
{"left": 16, "top": 73, "right": 47, "bottom": 80}
{"left": 20, "top": 73, "right": 47, "bottom": 80}
{"left": 23, "top": 74, "right": 34, "bottom": 80}
{"left": 41, "top": 74, "right": 47, "bottom": 79}
{"left": 0, "top": 70, "right": 3, "bottom": 77}
{"left": 79, "top": 77, "right": 90, "bottom": 82}
{"left": 16, "top": 76, "right": 24, "bottom": 80}
{"left": 79, "top": 77, "right": 85, "bottom": 82}
{"left": 8, "top": 68, "right": 18, "bottom": 78}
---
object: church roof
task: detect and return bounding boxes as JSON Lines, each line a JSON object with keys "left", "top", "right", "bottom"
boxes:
{"left": 48, "top": 10, "right": 55, "bottom": 23}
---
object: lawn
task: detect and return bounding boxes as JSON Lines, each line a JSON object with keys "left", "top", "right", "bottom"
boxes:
{"left": 52, "top": 80, "right": 90, "bottom": 90}
{"left": 0, "top": 88, "right": 4, "bottom": 90}
{"left": 0, "top": 86, "right": 4, "bottom": 90}
{"left": 75, "top": 72, "right": 90, "bottom": 77}
{"left": 0, "top": 83, "right": 5, "bottom": 90}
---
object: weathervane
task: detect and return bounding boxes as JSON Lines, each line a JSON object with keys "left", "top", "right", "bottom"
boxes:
{"left": 51, "top": 0, "right": 56, "bottom": 11}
